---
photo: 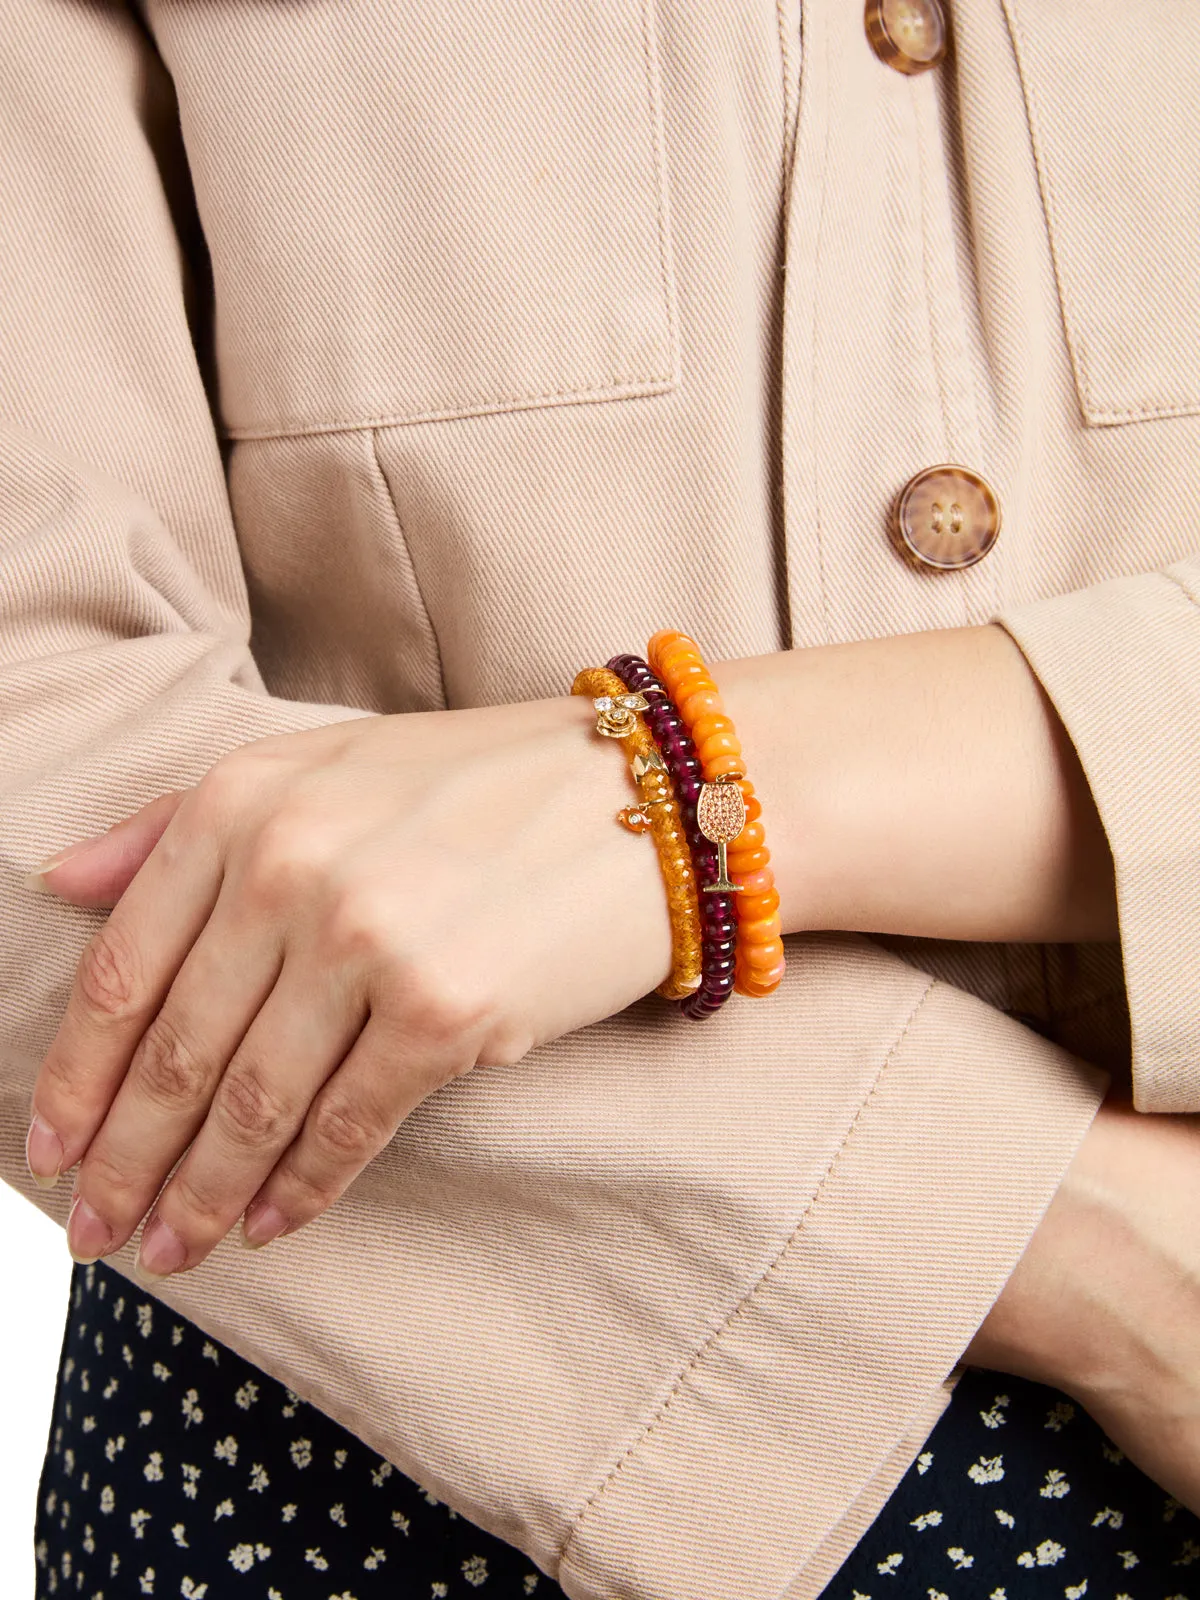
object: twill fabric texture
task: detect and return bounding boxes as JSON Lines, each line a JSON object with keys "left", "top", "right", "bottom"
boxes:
{"left": 1, "top": 2, "right": 1198, "bottom": 1598}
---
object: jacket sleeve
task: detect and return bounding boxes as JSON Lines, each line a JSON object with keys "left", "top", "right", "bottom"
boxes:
{"left": 997, "top": 560, "right": 1200, "bottom": 1113}
{"left": 0, "top": 8, "right": 1110, "bottom": 1600}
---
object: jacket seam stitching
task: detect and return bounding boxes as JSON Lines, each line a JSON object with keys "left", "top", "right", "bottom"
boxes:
{"left": 807, "top": 0, "right": 833, "bottom": 642}
{"left": 219, "top": 375, "right": 678, "bottom": 443}
{"left": 368, "top": 429, "right": 449, "bottom": 709}
{"left": 640, "top": 0, "right": 682, "bottom": 384}
{"left": 557, "top": 977, "right": 938, "bottom": 1573}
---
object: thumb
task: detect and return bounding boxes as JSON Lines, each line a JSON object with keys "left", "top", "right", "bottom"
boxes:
{"left": 25, "top": 789, "right": 193, "bottom": 909}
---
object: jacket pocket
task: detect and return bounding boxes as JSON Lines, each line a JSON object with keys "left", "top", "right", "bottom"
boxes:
{"left": 154, "top": 0, "right": 678, "bottom": 437}
{"left": 1004, "top": 0, "right": 1200, "bottom": 425}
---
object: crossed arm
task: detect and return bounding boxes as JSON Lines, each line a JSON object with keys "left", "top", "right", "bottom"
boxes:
{"left": 25, "top": 617, "right": 1116, "bottom": 1264}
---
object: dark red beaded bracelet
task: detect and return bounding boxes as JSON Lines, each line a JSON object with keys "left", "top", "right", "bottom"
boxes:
{"left": 607, "top": 653, "right": 738, "bottom": 1019}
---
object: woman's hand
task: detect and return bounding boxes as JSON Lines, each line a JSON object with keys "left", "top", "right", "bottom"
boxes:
{"left": 965, "top": 1097, "right": 1200, "bottom": 1513}
{"left": 24, "top": 696, "right": 672, "bottom": 1277}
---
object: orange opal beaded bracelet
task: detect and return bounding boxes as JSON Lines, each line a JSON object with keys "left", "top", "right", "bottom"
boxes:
{"left": 646, "top": 630, "right": 786, "bottom": 997}
{"left": 571, "top": 665, "right": 705, "bottom": 1001}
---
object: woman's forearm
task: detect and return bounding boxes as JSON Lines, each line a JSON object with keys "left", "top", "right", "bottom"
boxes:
{"left": 713, "top": 624, "right": 1118, "bottom": 944}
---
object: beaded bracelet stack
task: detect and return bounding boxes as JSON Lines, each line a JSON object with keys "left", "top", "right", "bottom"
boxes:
{"left": 571, "top": 630, "right": 785, "bottom": 1020}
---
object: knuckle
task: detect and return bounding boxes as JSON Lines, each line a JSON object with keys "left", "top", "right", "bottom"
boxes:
{"left": 214, "top": 1062, "right": 292, "bottom": 1146}
{"left": 273, "top": 1155, "right": 337, "bottom": 1217}
{"left": 169, "top": 1165, "right": 231, "bottom": 1228}
{"left": 481, "top": 1025, "right": 534, "bottom": 1070}
{"left": 241, "top": 814, "right": 327, "bottom": 910}
{"left": 75, "top": 922, "right": 144, "bottom": 1023}
{"left": 131, "top": 1015, "right": 211, "bottom": 1109}
{"left": 407, "top": 971, "right": 493, "bottom": 1046}
{"left": 79, "top": 1147, "right": 144, "bottom": 1215}
{"left": 36, "top": 1045, "right": 85, "bottom": 1106}
{"left": 191, "top": 757, "right": 251, "bottom": 822}
{"left": 321, "top": 887, "right": 401, "bottom": 967}
{"left": 309, "top": 1094, "right": 387, "bottom": 1164}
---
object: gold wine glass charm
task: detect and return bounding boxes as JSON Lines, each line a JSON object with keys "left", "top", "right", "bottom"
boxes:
{"left": 696, "top": 776, "right": 746, "bottom": 891}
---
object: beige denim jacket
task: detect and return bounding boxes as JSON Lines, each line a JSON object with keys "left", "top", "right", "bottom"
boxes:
{"left": 2, "top": 1, "right": 1199, "bottom": 1595}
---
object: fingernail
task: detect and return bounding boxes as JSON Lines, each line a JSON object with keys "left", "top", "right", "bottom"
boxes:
{"left": 136, "top": 1216, "right": 187, "bottom": 1280}
{"left": 26, "top": 1114, "right": 63, "bottom": 1189}
{"left": 24, "top": 835, "right": 107, "bottom": 893}
{"left": 242, "top": 1202, "right": 288, "bottom": 1250}
{"left": 67, "top": 1193, "right": 113, "bottom": 1264}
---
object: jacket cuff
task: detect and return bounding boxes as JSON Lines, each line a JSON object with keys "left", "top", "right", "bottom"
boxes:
{"left": 556, "top": 976, "right": 1105, "bottom": 1600}
{"left": 3, "top": 928, "right": 1104, "bottom": 1600}
{"left": 997, "top": 559, "right": 1200, "bottom": 1112}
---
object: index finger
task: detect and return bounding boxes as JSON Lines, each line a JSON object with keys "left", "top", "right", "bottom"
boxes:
{"left": 25, "top": 776, "right": 228, "bottom": 1187}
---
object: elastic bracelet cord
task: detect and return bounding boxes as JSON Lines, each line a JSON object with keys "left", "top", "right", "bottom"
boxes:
{"left": 607, "top": 654, "right": 737, "bottom": 1019}
{"left": 570, "top": 665, "right": 705, "bottom": 1002}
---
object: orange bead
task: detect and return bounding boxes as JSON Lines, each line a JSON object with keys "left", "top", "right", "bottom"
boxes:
{"left": 737, "top": 888, "right": 780, "bottom": 920}
{"left": 690, "top": 712, "right": 734, "bottom": 746}
{"left": 741, "top": 793, "right": 763, "bottom": 825}
{"left": 662, "top": 659, "right": 708, "bottom": 692}
{"left": 736, "top": 972, "right": 774, "bottom": 993}
{"left": 742, "top": 937, "right": 786, "bottom": 971}
{"left": 737, "top": 954, "right": 786, "bottom": 987}
{"left": 696, "top": 730, "right": 743, "bottom": 766}
{"left": 734, "top": 865, "right": 775, "bottom": 898}
{"left": 730, "top": 818, "right": 766, "bottom": 853}
{"left": 676, "top": 686, "right": 725, "bottom": 722}
{"left": 667, "top": 666, "right": 715, "bottom": 694}
{"left": 738, "top": 917, "right": 781, "bottom": 946}
{"left": 727, "top": 846, "right": 770, "bottom": 875}
{"left": 703, "top": 751, "right": 746, "bottom": 780}
{"left": 648, "top": 628, "right": 687, "bottom": 656}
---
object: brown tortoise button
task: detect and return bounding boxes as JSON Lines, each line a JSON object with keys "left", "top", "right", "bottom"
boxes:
{"left": 865, "top": 0, "right": 948, "bottom": 74}
{"left": 892, "top": 464, "right": 1001, "bottom": 571}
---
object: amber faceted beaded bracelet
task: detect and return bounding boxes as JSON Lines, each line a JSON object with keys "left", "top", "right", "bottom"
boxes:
{"left": 646, "top": 630, "right": 786, "bottom": 997}
{"left": 571, "top": 665, "right": 705, "bottom": 1002}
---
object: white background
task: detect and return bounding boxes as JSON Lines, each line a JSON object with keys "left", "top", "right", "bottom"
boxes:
{"left": 0, "top": 1181, "right": 72, "bottom": 1598}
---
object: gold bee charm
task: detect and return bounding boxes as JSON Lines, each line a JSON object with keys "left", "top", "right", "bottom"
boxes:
{"left": 696, "top": 776, "right": 746, "bottom": 892}
{"left": 592, "top": 692, "right": 649, "bottom": 738}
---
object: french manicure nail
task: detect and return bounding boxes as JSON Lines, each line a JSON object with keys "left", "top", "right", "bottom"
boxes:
{"left": 242, "top": 1202, "right": 288, "bottom": 1250}
{"left": 26, "top": 1114, "right": 63, "bottom": 1188}
{"left": 67, "top": 1193, "right": 113, "bottom": 1264}
{"left": 136, "top": 1217, "right": 188, "bottom": 1280}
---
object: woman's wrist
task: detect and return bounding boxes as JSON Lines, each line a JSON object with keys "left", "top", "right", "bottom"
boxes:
{"left": 711, "top": 626, "right": 1118, "bottom": 944}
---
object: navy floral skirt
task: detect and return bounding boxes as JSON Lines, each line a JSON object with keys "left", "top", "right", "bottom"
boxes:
{"left": 35, "top": 1261, "right": 1199, "bottom": 1598}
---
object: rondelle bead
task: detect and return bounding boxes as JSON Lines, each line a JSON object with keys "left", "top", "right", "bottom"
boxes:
{"left": 676, "top": 686, "right": 724, "bottom": 720}
{"left": 730, "top": 818, "right": 766, "bottom": 854}
{"left": 742, "top": 938, "right": 786, "bottom": 971}
{"left": 696, "top": 730, "right": 743, "bottom": 766}
{"left": 737, "top": 888, "right": 781, "bottom": 920}
{"left": 726, "top": 846, "right": 771, "bottom": 875}
{"left": 690, "top": 712, "right": 734, "bottom": 746}
{"left": 734, "top": 865, "right": 775, "bottom": 898}
{"left": 704, "top": 752, "right": 746, "bottom": 780}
